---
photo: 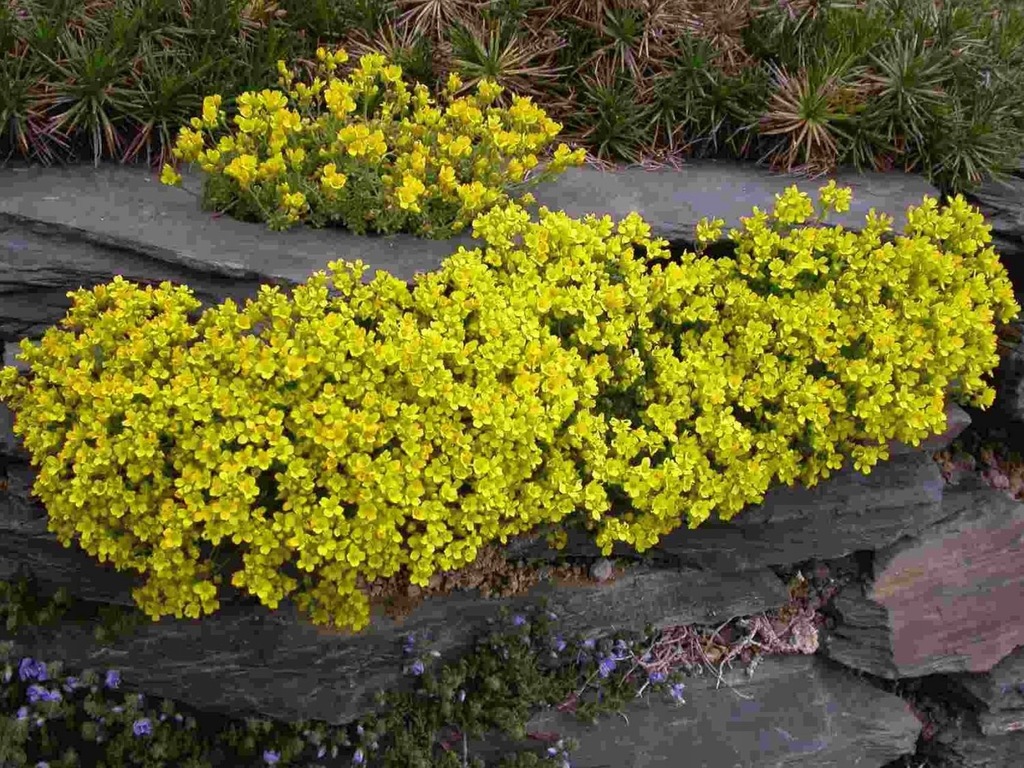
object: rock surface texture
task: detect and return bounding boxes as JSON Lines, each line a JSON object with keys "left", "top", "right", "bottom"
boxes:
{"left": 1, "top": 160, "right": 1022, "bottom": 766}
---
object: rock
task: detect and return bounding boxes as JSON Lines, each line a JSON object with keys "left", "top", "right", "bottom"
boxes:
{"left": 0, "top": 563, "right": 789, "bottom": 725}
{"left": 887, "top": 402, "right": 972, "bottom": 456}
{"left": 0, "top": 159, "right": 937, "bottom": 345}
{"left": 965, "top": 166, "right": 1024, "bottom": 293}
{"left": 506, "top": 449, "right": 947, "bottom": 573}
{"left": 822, "top": 478, "right": 1024, "bottom": 679}
{"left": 945, "top": 645, "right": 1024, "bottom": 714}
{"left": 588, "top": 558, "right": 614, "bottom": 582}
{"left": 532, "top": 160, "right": 938, "bottom": 244}
{"left": 469, "top": 654, "right": 921, "bottom": 768}
{"left": 923, "top": 719, "right": 1024, "bottom": 768}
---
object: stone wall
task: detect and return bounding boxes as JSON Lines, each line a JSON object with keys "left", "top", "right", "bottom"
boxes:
{"left": 2, "top": 160, "right": 1023, "bottom": 767}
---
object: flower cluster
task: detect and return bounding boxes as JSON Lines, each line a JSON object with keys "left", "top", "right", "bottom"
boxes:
{"left": 159, "top": 47, "right": 585, "bottom": 238}
{"left": 0, "top": 185, "right": 1016, "bottom": 633}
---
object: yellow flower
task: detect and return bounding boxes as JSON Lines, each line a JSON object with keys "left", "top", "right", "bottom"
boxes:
{"left": 160, "top": 164, "right": 182, "bottom": 186}
{"left": 396, "top": 173, "right": 427, "bottom": 212}
{"left": 201, "top": 95, "right": 223, "bottom": 128}
{"left": 438, "top": 164, "right": 457, "bottom": 191}
{"left": 448, "top": 135, "right": 472, "bottom": 159}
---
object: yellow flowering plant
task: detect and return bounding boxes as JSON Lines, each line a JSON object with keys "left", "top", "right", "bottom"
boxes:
{"left": 159, "top": 47, "right": 585, "bottom": 238}
{"left": 0, "top": 184, "right": 1016, "bottom": 632}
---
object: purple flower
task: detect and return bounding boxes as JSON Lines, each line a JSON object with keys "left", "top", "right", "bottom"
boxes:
{"left": 133, "top": 718, "right": 152, "bottom": 737}
{"left": 317, "top": 745, "right": 327, "bottom": 758}
{"left": 104, "top": 670, "right": 121, "bottom": 689}
{"left": 352, "top": 748, "right": 365, "bottom": 765}
{"left": 648, "top": 671, "right": 667, "bottom": 684}
{"left": 36, "top": 762, "right": 50, "bottom": 768}
{"left": 669, "top": 682, "right": 686, "bottom": 703}
{"left": 402, "top": 633, "right": 416, "bottom": 655}
{"left": 409, "top": 660, "right": 425, "bottom": 676}
{"left": 63, "top": 676, "right": 80, "bottom": 694}
{"left": 16, "top": 706, "right": 29, "bottom": 721}
{"left": 598, "top": 656, "right": 617, "bottom": 679}
{"left": 18, "top": 658, "right": 47, "bottom": 682}
{"left": 458, "top": 689, "right": 466, "bottom": 703}
{"left": 137, "top": 693, "right": 145, "bottom": 705}
{"left": 583, "top": 638, "right": 595, "bottom": 649}
{"left": 512, "top": 614, "right": 526, "bottom": 627}
{"left": 552, "top": 635, "right": 567, "bottom": 653}
{"left": 547, "top": 746, "right": 559, "bottom": 756}
{"left": 263, "top": 750, "right": 281, "bottom": 765}
{"left": 112, "top": 706, "right": 123, "bottom": 714}
{"left": 548, "top": 612, "right": 558, "bottom": 620}
{"left": 26, "top": 684, "right": 61, "bottom": 704}
{"left": 356, "top": 724, "right": 364, "bottom": 736}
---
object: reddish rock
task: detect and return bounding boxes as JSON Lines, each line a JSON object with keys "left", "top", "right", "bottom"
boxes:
{"left": 823, "top": 477, "right": 1024, "bottom": 679}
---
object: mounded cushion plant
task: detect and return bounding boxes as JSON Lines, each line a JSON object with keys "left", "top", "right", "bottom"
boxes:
{"left": 158, "top": 46, "right": 586, "bottom": 238}
{"left": 0, "top": 184, "right": 1017, "bottom": 632}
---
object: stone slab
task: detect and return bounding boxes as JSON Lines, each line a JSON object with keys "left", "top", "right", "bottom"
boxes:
{"left": 470, "top": 654, "right": 921, "bottom": 768}
{"left": 822, "top": 478, "right": 1024, "bottom": 679}
{"left": 532, "top": 160, "right": 938, "bottom": 242}
{"left": 505, "top": 450, "right": 947, "bottom": 573}
{"left": 0, "top": 563, "right": 789, "bottom": 725}
{"left": 0, "top": 159, "right": 938, "bottom": 342}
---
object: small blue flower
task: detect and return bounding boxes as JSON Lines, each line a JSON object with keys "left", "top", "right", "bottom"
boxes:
{"left": 263, "top": 750, "right": 281, "bottom": 765}
{"left": 402, "top": 633, "right": 416, "bottom": 654}
{"left": 18, "top": 658, "right": 47, "bottom": 682}
{"left": 352, "top": 748, "right": 365, "bottom": 765}
{"left": 598, "top": 656, "right": 617, "bottom": 679}
{"left": 669, "top": 682, "right": 686, "bottom": 703}
{"left": 16, "top": 706, "right": 28, "bottom": 721}
{"left": 648, "top": 670, "right": 667, "bottom": 684}
{"left": 409, "top": 660, "right": 425, "bottom": 676}
{"left": 133, "top": 718, "right": 152, "bottom": 737}
{"left": 317, "top": 745, "right": 327, "bottom": 758}
{"left": 63, "top": 676, "right": 80, "bottom": 694}
{"left": 583, "top": 638, "right": 595, "bottom": 649}
{"left": 512, "top": 614, "right": 526, "bottom": 627}
{"left": 356, "top": 724, "right": 364, "bottom": 736}
{"left": 104, "top": 670, "right": 121, "bottom": 689}
{"left": 553, "top": 635, "right": 567, "bottom": 653}
{"left": 26, "top": 684, "right": 60, "bottom": 704}
{"left": 458, "top": 689, "right": 466, "bottom": 703}
{"left": 548, "top": 612, "right": 558, "bottom": 620}
{"left": 547, "top": 746, "right": 558, "bottom": 756}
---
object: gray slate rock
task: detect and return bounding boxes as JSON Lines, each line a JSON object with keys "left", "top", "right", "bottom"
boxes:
{"left": 0, "top": 562, "right": 789, "bottom": 726}
{"left": 470, "top": 654, "right": 921, "bottom": 768}
{"left": 0, "top": 159, "right": 937, "bottom": 343}
{"left": 945, "top": 644, "right": 1024, "bottom": 714}
{"left": 532, "top": 161, "right": 937, "bottom": 242}
{"left": 506, "top": 449, "right": 947, "bottom": 572}
{"left": 822, "top": 479, "right": 1024, "bottom": 679}
{"left": 924, "top": 720, "right": 1024, "bottom": 768}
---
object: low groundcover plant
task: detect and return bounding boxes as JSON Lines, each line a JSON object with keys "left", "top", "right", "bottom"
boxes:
{"left": 158, "top": 46, "right": 586, "bottom": 238}
{"left": 0, "top": 183, "right": 1017, "bottom": 634}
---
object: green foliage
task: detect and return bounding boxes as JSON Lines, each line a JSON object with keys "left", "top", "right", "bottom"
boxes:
{"left": 2, "top": 587, "right": 672, "bottom": 767}
{"left": 2, "top": 0, "right": 1024, "bottom": 191}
